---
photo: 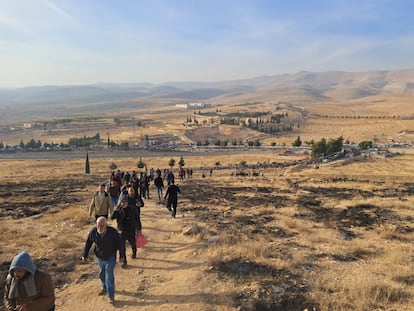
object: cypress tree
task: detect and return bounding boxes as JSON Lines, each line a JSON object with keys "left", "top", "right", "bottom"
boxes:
{"left": 85, "top": 152, "right": 90, "bottom": 175}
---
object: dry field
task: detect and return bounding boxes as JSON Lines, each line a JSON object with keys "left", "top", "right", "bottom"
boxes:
{"left": 2, "top": 93, "right": 414, "bottom": 148}
{"left": 1, "top": 151, "right": 414, "bottom": 310}
{"left": 2, "top": 96, "right": 414, "bottom": 310}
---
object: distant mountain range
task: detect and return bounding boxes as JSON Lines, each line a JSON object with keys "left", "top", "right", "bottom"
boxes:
{"left": 1, "top": 69, "right": 414, "bottom": 120}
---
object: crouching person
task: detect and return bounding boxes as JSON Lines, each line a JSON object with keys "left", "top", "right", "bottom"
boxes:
{"left": 3, "top": 251, "right": 55, "bottom": 311}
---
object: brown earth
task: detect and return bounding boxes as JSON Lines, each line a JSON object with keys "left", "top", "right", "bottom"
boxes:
{"left": 2, "top": 152, "right": 414, "bottom": 310}
{"left": 56, "top": 199, "right": 216, "bottom": 311}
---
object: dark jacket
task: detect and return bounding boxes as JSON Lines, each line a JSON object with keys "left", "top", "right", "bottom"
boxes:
{"left": 111, "top": 203, "right": 140, "bottom": 237}
{"left": 83, "top": 226, "right": 124, "bottom": 259}
{"left": 154, "top": 176, "right": 164, "bottom": 188}
{"left": 108, "top": 184, "right": 121, "bottom": 199}
{"left": 165, "top": 184, "right": 181, "bottom": 203}
{"left": 127, "top": 193, "right": 144, "bottom": 208}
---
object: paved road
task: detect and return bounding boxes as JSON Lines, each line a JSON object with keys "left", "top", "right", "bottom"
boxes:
{"left": 0, "top": 147, "right": 287, "bottom": 160}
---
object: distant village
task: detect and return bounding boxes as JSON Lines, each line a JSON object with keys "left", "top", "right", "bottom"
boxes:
{"left": 0, "top": 101, "right": 411, "bottom": 166}
{"left": 175, "top": 102, "right": 211, "bottom": 109}
{"left": 0, "top": 125, "right": 407, "bottom": 168}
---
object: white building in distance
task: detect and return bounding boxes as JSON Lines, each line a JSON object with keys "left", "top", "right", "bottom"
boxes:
{"left": 175, "top": 102, "right": 211, "bottom": 109}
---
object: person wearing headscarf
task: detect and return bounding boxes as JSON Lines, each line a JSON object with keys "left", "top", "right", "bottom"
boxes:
{"left": 3, "top": 251, "right": 55, "bottom": 311}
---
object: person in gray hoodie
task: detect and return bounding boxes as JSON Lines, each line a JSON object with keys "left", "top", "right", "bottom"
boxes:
{"left": 3, "top": 251, "right": 55, "bottom": 311}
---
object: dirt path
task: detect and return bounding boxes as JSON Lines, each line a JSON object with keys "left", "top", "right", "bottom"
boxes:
{"left": 55, "top": 198, "right": 222, "bottom": 311}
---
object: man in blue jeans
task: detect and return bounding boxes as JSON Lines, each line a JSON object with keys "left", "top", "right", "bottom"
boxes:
{"left": 154, "top": 173, "right": 164, "bottom": 202}
{"left": 81, "top": 216, "right": 125, "bottom": 304}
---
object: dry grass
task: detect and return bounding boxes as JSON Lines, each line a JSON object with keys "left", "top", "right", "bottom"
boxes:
{"left": 312, "top": 270, "right": 411, "bottom": 311}
{"left": 3, "top": 98, "right": 414, "bottom": 310}
{"left": 2, "top": 153, "right": 414, "bottom": 310}
{"left": 282, "top": 218, "right": 297, "bottom": 229}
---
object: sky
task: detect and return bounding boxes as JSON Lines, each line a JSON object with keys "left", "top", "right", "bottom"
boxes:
{"left": 0, "top": 0, "right": 413, "bottom": 88}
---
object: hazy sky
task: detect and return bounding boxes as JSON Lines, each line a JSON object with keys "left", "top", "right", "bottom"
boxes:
{"left": 1, "top": 0, "right": 413, "bottom": 88}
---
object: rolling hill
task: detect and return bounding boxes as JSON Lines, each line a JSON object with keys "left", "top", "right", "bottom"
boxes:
{"left": 1, "top": 69, "right": 414, "bottom": 121}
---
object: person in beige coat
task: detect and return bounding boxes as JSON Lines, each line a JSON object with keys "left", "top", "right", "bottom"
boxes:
{"left": 89, "top": 183, "right": 113, "bottom": 220}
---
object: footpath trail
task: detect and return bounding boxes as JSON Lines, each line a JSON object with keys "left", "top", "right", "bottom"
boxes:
{"left": 55, "top": 197, "right": 221, "bottom": 311}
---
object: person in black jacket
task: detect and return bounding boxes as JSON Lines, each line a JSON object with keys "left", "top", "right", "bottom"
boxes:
{"left": 108, "top": 179, "right": 121, "bottom": 208}
{"left": 81, "top": 216, "right": 124, "bottom": 304}
{"left": 164, "top": 181, "right": 181, "bottom": 218}
{"left": 125, "top": 185, "right": 144, "bottom": 234}
{"left": 154, "top": 173, "right": 164, "bottom": 202}
{"left": 111, "top": 193, "right": 140, "bottom": 265}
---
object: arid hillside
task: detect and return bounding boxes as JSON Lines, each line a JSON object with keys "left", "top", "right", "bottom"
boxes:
{"left": 1, "top": 69, "right": 414, "bottom": 124}
{"left": 1, "top": 88, "right": 414, "bottom": 149}
{"left": 1, "top": 152, "right": 414, "bottom": 310}
{"left": 1, "top": 72, "right": 414, "bottom": 310}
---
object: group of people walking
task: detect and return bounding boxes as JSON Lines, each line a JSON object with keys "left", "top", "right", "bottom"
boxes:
{"left": 83, "top": 167, "right": 182, "bottom": 304}
{"left": 3, "top": 166, "right": 183, "bottom": 309}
